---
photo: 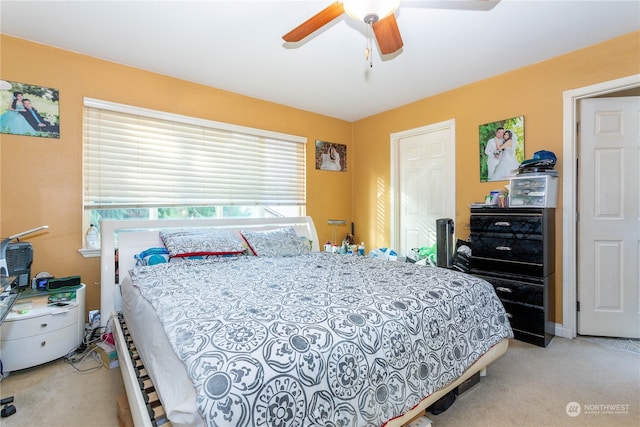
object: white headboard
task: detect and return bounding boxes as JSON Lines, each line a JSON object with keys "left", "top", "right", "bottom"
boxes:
{"left": 100, "top": 216, "right": 319, "bottom": 327}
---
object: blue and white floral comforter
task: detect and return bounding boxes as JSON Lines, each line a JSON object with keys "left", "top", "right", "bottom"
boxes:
{"left": 129, "top": 253, "right": 513, "bottom": 427}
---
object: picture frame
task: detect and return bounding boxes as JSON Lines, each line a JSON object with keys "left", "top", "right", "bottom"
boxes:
{"left": 316, "top": 140, "right": 347, "bottom": 172}
{"left": 0, "top": 80, "right": 60, "bottom": 139}
{"left": 479, "top": 116, "right": 524, "bottom": 182}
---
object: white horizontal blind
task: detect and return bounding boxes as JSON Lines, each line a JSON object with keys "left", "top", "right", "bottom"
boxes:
{"left": 83, "top": 99, "right": 306, "bottom": 209}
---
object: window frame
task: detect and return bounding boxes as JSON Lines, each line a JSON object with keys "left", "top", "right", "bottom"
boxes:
{"left": 82, "top": 98, "right": 307, "bottom": 247}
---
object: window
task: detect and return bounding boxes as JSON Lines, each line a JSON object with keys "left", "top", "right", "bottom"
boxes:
{"left": 83, "top": 98, "right": 306, "bottom": 235}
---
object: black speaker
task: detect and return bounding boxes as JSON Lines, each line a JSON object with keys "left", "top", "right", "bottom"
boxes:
{"left": 6, "top": 243, "right": 33, "bottom": 288}
{"left": 46, "top": 275, "right": 81, "bottom": 292}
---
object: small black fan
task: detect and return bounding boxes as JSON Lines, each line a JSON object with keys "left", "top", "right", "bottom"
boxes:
{"left": 6, "top": 242, "right": 33, "bottom": 288}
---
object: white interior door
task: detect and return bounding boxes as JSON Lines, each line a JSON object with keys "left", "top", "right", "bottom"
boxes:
{"left": 578, "top": 96, "right": 640, "bottom": 338}
{"left": 392, "top": 121, "right": 455, "bottom": 257}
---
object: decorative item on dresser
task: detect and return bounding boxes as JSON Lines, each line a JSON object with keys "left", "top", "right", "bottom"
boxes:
{"left": 469, "top": 207, "right": 555, "bottom": 347}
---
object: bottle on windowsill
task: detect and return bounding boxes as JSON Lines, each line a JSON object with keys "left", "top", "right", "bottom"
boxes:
{"left": 85, "top": 224, "right": 100, "bottom": 249}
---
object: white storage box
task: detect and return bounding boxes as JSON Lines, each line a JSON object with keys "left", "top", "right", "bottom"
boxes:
{"left": 509, "top": 174, "right": 558, "bottom": 208}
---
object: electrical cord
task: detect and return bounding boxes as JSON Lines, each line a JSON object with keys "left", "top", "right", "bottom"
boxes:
{"left": 65, "top": 312, "right": 122, "bottom": 373}
{"left": 65, "top": 345, "right": 104, "bottom": 373}
{"left": 64, "top": 325, "right": 110, "bottom": 373}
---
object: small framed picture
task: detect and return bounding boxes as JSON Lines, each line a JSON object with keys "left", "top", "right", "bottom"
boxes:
{"left": 0, "top": 80, "right": 60, "bottom": 139}
{"left": 479, "top": 116, "right": 524, "bottom": 182}
{"left": 316, "top": 140, "right": 347, "bottom": 172}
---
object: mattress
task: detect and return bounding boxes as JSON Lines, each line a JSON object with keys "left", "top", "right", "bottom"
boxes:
{"left": 121, "top": 273, "right": 204, "bottom": 427}
{"left": 122, "top": 253, "right": 513, "bottom": 426}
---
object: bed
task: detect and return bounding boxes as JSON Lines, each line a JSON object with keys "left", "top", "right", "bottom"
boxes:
{"left": 100, "top": 216, "right": 512, "bottom": 427}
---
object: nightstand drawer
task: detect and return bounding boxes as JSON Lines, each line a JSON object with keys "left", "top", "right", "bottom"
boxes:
{"left": 0, "top": 324, "right": 80, "bottom": 372}
{"left": 1, "top": 307, "right": 78, "bottom": 341}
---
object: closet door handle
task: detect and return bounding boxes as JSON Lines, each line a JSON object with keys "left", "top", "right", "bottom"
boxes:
{"left": 494, "top": 221, "right": 511, "bottom": 227}
{"left": 496, "top": 246, "right": 512, "bottom": 251}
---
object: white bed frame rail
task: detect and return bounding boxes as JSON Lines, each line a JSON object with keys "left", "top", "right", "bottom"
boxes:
{"left": 112, "top": 315, "right": 154, "bottom": 427}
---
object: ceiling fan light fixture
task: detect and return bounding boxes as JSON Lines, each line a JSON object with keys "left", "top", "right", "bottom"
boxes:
{"left": 343, "top": 0, "right": 400, "bottom": 23}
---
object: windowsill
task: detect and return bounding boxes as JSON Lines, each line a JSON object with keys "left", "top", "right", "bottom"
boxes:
{"left": 78, "top": 248, "right": 100, "bottom": 258}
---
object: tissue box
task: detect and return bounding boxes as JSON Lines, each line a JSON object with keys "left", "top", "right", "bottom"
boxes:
{"left": 96, "top": 341, "right": 119, "bottom": 369}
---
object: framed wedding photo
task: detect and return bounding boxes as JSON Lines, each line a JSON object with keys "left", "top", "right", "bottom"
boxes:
{"left": 316, "top": 140, "right": 347, "bottom": 172}
{"left": 479, "top": 116, "right": 524, "bottom": 182}
{"left": 0, "top": 80, "right": 60, "bottom": 139}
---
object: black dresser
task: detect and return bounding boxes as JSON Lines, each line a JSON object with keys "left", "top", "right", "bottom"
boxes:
{"left": 469, "top": 207, "right": 555, "bottom": 347}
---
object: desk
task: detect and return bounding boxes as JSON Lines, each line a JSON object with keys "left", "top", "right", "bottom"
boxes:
{"left": 0, "top": 276, "right": 18, "bottom": 325}
{"left": 1, "top": 277, "right": 18, "bottom": 418}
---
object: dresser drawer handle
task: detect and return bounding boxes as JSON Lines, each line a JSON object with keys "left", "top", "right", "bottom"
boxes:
{"left": 41, "top": 323, "right": 48, "bottom": 328}
{"left": 41, "top": 341, "right": 46, "bottom": 347}
{"left": 496, "top": 246, "right": 512, "bottom": 251}
{"left": 496, "top": 286, "right": 512, "bottom": 293}
{"left": 494, "top": 221, "right": 511, "bottom": 227}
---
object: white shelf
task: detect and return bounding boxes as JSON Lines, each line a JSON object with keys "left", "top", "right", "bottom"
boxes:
{"left": 78, "top": 248, "right": 100, "bottom": 258}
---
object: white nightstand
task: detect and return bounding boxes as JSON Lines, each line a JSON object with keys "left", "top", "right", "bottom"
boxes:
{"left": 0, "top": 284, "right": 86, "bottom": 373}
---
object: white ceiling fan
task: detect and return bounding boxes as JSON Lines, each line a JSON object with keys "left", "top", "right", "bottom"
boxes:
{"left": 282, "top": 1, "right": 498, "bottom": 56}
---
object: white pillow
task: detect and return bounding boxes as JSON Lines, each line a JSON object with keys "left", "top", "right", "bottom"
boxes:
{"left": 240, "top": 227, "right": 309, "bottom": 257}
{"left": 160, "top": 229, "right": 245, "bottom": 258}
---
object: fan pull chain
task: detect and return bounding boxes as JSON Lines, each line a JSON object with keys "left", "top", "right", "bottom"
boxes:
{"left": 366, "top": 22, "right": 373, "bottom": 68}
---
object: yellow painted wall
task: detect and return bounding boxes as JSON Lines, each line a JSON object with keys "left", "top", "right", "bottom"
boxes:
{"left": 2, "top": 32, "right": 639, "bottom": 324}
{"left": 0, "top": 35, "right": 353, "bottom": 313}
{"left": 351, "top": 31, "right": 640, "bottom": 323}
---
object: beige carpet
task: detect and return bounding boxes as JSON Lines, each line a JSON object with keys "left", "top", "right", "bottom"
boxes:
{"left": 429, "top": 337, "right": 640, "bottom": 427}
{"left": 0, "top": 353, "right": 123, "bottom": 427}
{"left": 0, "top": 337, "right": 638, "bottom": 427}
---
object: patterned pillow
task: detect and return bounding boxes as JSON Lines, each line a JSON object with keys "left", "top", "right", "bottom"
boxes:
{"left": 240, "top": 227, "right": 309, "bottom": 257}
{"left": 160, "top": 229, "right": 245, "bottom": 258}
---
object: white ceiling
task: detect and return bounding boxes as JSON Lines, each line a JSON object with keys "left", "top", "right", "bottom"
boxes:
{"left": 1, "top": 1, "right": 639, "bottom": 121}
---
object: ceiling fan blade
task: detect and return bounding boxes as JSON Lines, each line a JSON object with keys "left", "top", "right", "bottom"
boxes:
{"left": 283, "top": 2, "right": 345, "bottom": 42}
{"left": 402, "top": 1, "right": 499, "bottom": 12}
{"left": 372, "top": 14, "right": 403, "bottom": 55}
